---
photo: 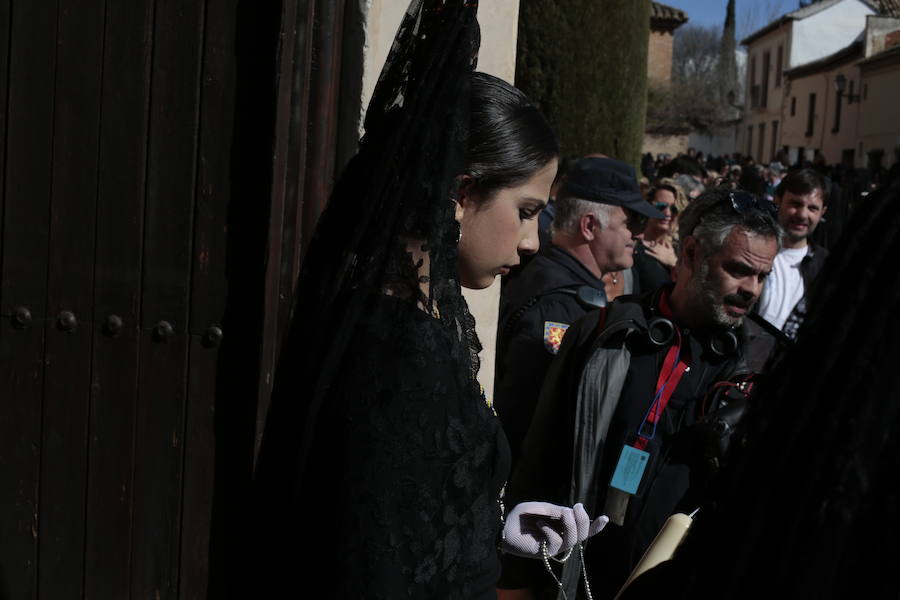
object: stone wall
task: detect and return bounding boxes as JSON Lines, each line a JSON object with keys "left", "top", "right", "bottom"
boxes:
{"left": 642, "top": 133, "right": 689, "bottom": 158}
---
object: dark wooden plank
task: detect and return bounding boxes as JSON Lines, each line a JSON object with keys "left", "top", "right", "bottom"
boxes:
{"left": 185, "top": 2, "right": 282, "bottom": 596}
{"left": 0, "top": 322, "right": 45, "bottom": 600}
{"left": 278, "top": 0, "right": 316, "bottom": 359}
{"left": 138, "top": 0, "right": 205, "bottom": 334}
{"left": 179, "top": 1, "right": 239, "bottom": 596}
{"left": 257, "top": 0, "right": 316, "bottom": 461}
{"left": 0, "top": 0, "right": 10, "bottom": 241}
{"left": 84, "top": 331, "right": 140, "bottom": 599}
{"left": 37, "top": 2, "right": 106, "bottom": 596}
{"left": 300, "top": 0, "right": 344, "bottom": 256}
{"left": 38, "top": 329, "right": 93, "bottom": 599}
{"left": 82, "top": 1, "right": 155, "bottom": 597}
{"left": 188, "top": 0, "right": 237, "bottom": 336}
{"left": 132, "top": 333, "right": 189, "bottom": 600}
{"left": 255, "top": 0, "right": 298, "bottom": 448}
{"left": 0, "top": 2, "right": 57, "bottom": 317}
{"left": 130, "top": 0, "right": 206, "bottom": 597}
{"left": 0, "top": 2, "right": 58, "bottom": 599}
{"left": 179, "top": 336, "right": 217, "bottom": 600}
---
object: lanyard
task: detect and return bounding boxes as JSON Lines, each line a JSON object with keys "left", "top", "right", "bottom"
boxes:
{"left": 634, "top": 292, "right": 690, "bottom": 451}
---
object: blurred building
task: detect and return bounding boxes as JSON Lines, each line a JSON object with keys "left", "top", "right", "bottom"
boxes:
{"left": 739, "top": 0, "right": 900, "bottom": 165}
{"left": 856, "top": 15, "right": 900, "bottom": 171}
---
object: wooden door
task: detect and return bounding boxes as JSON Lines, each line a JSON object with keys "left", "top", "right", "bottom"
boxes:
{"left": 0, "top": 1, "right": 351, "bottom": 597}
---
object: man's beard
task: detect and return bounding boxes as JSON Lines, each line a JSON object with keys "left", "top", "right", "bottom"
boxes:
{"left": 689, "top": 260, "right": 754, "bottom": 328}
{"left": 785, "top": 218, "right": 815, "bottom": 245}
{"left": 786, "top": 229, "right": 809, "bottom": 245}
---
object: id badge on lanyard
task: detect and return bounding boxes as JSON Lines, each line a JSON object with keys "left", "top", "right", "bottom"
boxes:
{"left": 606, "top": 333, "right": 690, "bottom": 524}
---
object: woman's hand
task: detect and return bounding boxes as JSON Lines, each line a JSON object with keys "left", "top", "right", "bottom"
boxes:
{"left": 501, "top": 501, "right": 609, "bottom": 558}
{"left": 645, "top": 238, "right": 677, "bottom": 268}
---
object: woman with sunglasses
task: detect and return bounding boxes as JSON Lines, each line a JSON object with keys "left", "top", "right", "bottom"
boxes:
{"left": 633, "top": 178, "right": 686, "bottom": 293}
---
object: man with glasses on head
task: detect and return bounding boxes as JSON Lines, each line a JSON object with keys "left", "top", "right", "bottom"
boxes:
{"left": 499, "top": 187, "right": 782, "bottom": 600}
{"left": 495, "top": 157, "right": 664, "bottom": 467}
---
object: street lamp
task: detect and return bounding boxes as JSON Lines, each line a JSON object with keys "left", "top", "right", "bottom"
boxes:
{"left": 727, "top": 89, "right": 743, "bottom": 109}
{"left": 834, "top": 73, "right": 861, "bottom": 103}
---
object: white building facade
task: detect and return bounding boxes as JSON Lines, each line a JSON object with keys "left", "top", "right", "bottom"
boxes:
{"left": 740, "top": 0, "right": 877, "bottom": 163}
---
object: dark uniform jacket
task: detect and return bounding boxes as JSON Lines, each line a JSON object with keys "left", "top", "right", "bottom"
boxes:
{"left": 495, "top": 245, "right": 605, "bottom": 465}
{"left": 499, "top": 289, "right": 754, "bottom": 599}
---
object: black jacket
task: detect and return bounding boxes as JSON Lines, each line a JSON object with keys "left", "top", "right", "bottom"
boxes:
{"left": 745, "top": 243, "right": 829, "bottom": 370}
{"left": 499, "top": 290, "right": 753, "bottom": 599}
{"left": 495, "top": 245, "right": 605, "bottom": 465}
{"left": 784, "top": 242, "right": 829, "bottom": 338}
{"left": 632, "top": 239, "right": 670, "bottom": 294}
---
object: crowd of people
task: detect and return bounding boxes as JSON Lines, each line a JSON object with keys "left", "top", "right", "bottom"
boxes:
{"left": 251, "top": 1, "right": 900, "bottom": 598}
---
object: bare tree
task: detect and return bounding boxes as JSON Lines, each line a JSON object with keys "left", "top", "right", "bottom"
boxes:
{"left": 647, "top": 0, "right": 790, "bottom": 136}
{"left": 673, "top": 25, "right": 722, "bottom": 85}
{"left": 647, "top": 24, "right": 727, "bottom": 135}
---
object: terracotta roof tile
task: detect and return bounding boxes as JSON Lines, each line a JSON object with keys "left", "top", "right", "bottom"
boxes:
{"left": 650, "top": 1, "right": 688, "bottom": 25}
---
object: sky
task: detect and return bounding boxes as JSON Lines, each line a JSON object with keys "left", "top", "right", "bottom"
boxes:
{"left": 661, "top": 0, "right": 803, "bottom": 39}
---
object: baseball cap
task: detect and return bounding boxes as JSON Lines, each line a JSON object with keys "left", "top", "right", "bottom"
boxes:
{"left": 558, "top": 157, "right": 665, "bottom": 219}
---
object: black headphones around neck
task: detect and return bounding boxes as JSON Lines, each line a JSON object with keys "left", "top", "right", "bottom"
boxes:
{"left": 644, "top": 287, "right": 740, "bottom": 359}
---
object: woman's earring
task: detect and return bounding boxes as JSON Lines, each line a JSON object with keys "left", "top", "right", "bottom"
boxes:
{"left": 456, "top": 224, "right": 462, "bottom": 244}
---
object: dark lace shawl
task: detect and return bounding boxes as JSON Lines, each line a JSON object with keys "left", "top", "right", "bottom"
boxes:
{"left": 254, "top": 1, "right": 507, "bottom": 597}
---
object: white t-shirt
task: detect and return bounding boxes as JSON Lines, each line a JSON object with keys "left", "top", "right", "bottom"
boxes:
{"left": 758, "top": 246, "right": 808, "bottom": 330}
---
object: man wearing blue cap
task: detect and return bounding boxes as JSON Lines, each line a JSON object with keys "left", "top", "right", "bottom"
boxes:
{"left": 495, "top": 157, "right": 664, "bottom": 467}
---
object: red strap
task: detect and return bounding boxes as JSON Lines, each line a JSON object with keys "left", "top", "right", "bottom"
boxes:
{"left": 649, "top": 345, "right": 689, "bottom": 425}
{"left": 658, "top": 286, "right": 675, "bottom": 319}
{"left": 633, "top": 289, "right": 690, "bottom": 450}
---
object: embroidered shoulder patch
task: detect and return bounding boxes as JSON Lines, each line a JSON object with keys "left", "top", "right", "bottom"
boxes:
{"left": 543, "top": 321, "right": 570, "bottom": 354}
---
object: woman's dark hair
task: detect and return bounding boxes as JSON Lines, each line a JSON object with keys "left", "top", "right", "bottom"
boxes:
{"left": 465, "top": 72, "right": 558, "bottom": 199}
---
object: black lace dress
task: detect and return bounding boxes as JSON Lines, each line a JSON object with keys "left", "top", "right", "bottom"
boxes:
{"left": 253, "top": 2, "right": 505, "bottom": 596}
{"left": 299, "top": 294, "right": 510, "bottom": 598}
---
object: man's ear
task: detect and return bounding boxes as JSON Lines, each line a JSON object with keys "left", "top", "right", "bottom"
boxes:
{"left": 454, "top": 175, "right": 475, "bottom": 223}
{"left": 579, "top": 213, "right": 596, "bottom": 241}
{"left": 680, "top": 235, "right": 700, "bottom": 271}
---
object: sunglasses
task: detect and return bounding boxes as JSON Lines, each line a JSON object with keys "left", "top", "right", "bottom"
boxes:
{"left": 652, "top": 201, "right": 678, "bottom": 215}
{"left": 728, "top": 191, "right": 778, "bottom": 220}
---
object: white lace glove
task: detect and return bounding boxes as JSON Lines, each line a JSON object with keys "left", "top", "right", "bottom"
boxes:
{"left": 501, "top": 501, "right": 609, "bottom": 558}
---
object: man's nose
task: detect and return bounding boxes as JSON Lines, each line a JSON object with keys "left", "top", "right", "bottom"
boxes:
{"left": 741, "top": 276, "right": 763, "bottom": 299}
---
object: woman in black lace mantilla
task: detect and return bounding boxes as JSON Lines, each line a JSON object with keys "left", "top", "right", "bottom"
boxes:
{"left": 253, "top": 1, "right": 563, "bottom": 597}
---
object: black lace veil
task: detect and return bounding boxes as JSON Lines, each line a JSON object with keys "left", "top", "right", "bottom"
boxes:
{"left": 256, "top": 0, "right": 481, "bottom": 500}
